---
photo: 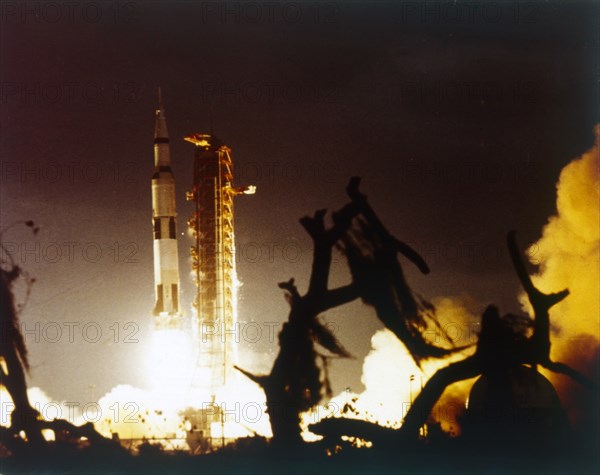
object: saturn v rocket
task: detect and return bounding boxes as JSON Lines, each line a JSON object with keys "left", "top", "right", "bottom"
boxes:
{"left": 151, "top": 90, "right": 182, "bottom": 329}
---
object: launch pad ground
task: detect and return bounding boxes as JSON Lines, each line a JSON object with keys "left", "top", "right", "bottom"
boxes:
{"left": 2, "top": 431, "right": 598, "bottom": 475}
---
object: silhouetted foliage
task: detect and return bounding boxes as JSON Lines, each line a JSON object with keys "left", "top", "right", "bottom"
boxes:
{"left": 0, "top": 221, "right": 119, "bottom": 456}
{"left": 398, "top": 231, "right": 594, "bottom": 440}
{"left": 1, "top": 221, "right": 46, "bottom": 449}
{"left": 293, "top": 184, "right": 594, "bottom": 461}
{"left": 338, "top": 177, "right": 468, "bottom": 365}
{"left": 236, "top": 199, "right": 363, "bottom": 445}
{"left": 236, "top": 178, "right": 465, "bottom": 445}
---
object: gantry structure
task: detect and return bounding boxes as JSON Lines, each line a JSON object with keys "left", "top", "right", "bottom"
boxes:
{"left": 185, "top": 133, "right": 254, "bottom": 390}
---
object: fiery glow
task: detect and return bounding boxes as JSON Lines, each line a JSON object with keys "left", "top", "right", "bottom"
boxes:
{"left": 87, "top": 318, "right": 273, "bottom": 445}
{"left": 524, "top": 125, "right": 600, "bottom": 429}
{"left": 147, "top": 329, "right": 195, "bottom": 392}
{"left": 304, "top": 125, "right": 600, "bottom": 441}
{"left": 301, "top": 337, "right": 475, "bottom": 440}
{"left": 95, "top": 385, "right": 191, "bottom": 444}
{"left": 301, "top": 296, "right": 478, "bottom": 439}
{"left": 211, "top": 373, "right": 272, "bottom": 438}
{"left": 87, "top": 242, "right": 271, "bottom": 447}
{"left": 1, "top": 385, "right": 86, "bottom": 441}
{"left": 524, "top": 126, "right": 600, "bottom": 348}
{"left": 231, "top": 266, "right": 241, "bottom": 366}
{"left": 1, "top": 385, "right": 14, "bottom": 428}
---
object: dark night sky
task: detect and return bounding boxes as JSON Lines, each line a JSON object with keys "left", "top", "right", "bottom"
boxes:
{"left": 1, "top": 1, "right": 598, "bottom": 406}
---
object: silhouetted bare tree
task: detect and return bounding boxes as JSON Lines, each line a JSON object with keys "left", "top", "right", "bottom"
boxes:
{"left": 236, "top": 199, "right": 362, "bottom": 446}
{"left": 339, "top": 177, "right": 467, "bottom": 365}
{"left": 0, "top": 222, "right": 116, "bottom": 455}
{"left": 1, "top": 221, "right": 46, "bottom": 449}
{"left": 236, "top": 178, "right": 462, "bottom": 445}
{"left": 398, "top": 231, "right": 594, "bottom": 439}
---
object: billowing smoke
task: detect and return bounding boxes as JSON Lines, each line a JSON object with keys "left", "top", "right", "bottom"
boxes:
{"left": 318, "top": 125, "right": 599, "bottom": 438}
{"left": 314, "top": 296, "right": 478, "bottom": 435}
{"left": 1, "top": 386, "right": 83, "bottom": 441}
{"left": 0, "top": 330, "right": 273, "bottom": 448}
{"left": 525, "top": 125, "right": 600, "bottom": 436}
{"left": 86, "top": 329, "right": 274, "bottom": 445}
{"left": 526, "top": 125, "right": 599, "bottom": 348}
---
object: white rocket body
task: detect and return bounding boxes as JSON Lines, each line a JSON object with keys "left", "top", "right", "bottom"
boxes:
{"left": 151, "top": 95, "right": 182, "bottom": 325}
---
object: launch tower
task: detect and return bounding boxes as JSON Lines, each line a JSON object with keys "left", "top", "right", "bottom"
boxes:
{"left": 185, "top": 133, "right": 254, "bottom": 390}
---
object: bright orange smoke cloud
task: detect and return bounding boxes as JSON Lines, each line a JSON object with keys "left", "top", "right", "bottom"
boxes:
{"left": 526, "top": 125, "right": 600, "bottom": 349}
{"left": 312, "top": 125, "right": 599, "bottom": 439}
{"left": 525, "top": 125, "right": 600, "bottom": 433}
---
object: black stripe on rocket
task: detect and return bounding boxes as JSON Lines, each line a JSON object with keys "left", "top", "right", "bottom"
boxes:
{"left": 152, "top": 166, "right": 173, "bottom": 179}
{"left": 153, "top": 217, "right": 177, "bottom": 240}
